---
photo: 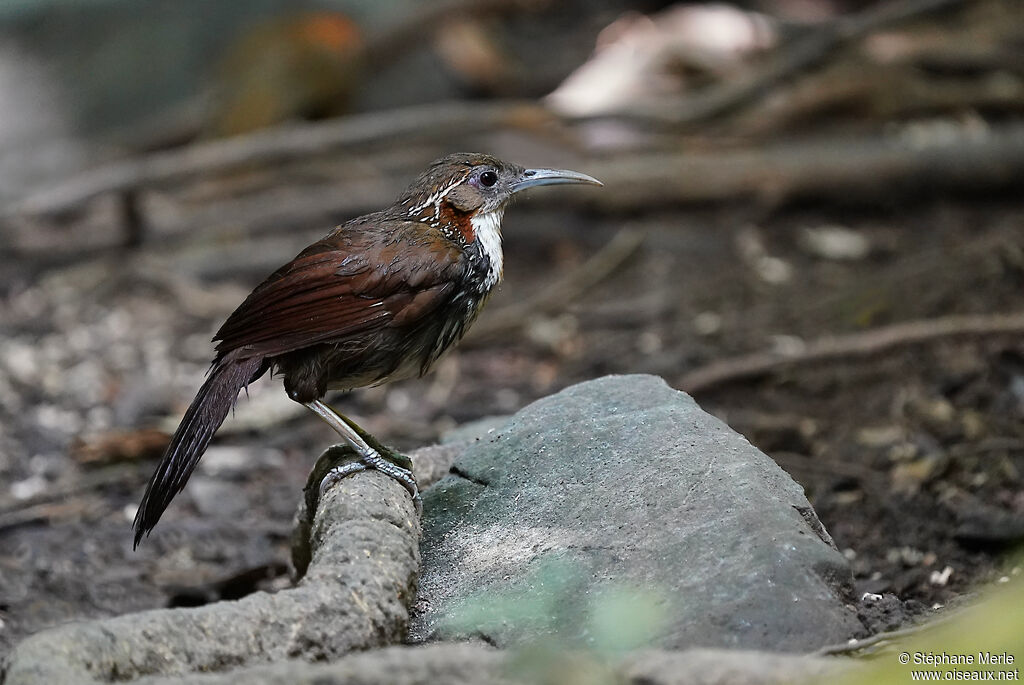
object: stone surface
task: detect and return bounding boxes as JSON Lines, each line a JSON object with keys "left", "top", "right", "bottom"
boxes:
{"left": 411, "top": 374, "right": 863, "bottom": 651}
{"left": 120, "top": 644, "right": 849, "bottom": 685}
{"left": 131, "top": 644, "right": 511, "bottom": 685}
{"left": 619, "top": 648, "right": 851, "bottom": 685}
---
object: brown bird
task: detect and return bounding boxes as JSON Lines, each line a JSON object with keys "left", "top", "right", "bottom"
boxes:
{"left": 133, "top": 153, "right": 601, "bottom": 547}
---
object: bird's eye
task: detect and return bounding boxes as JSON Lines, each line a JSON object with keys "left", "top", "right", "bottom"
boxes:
{"left": 479, "top": 170, "right": 498, "bottom": 187}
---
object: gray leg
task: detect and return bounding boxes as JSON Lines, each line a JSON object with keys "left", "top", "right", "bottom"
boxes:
{"left": 305, "top": 400, "right": 419, "bottom": 504}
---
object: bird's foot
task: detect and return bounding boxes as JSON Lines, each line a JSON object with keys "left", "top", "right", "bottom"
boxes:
{"left": 316, "top": 443, "right": 421, "bottom": 514}
{"left": 302, "top": 401, "right": 421, "bottom": 514}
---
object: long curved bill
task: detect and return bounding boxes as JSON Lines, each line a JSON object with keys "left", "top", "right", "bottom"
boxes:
{"left": 512, "top": 167, "right": 603, "bottom": 193}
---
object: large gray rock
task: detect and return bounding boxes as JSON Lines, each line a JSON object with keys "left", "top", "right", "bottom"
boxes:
{"left": 411, "top": 374, "right": 863, "bottom": 651}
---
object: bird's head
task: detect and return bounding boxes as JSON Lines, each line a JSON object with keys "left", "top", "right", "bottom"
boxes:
{"left": 397, "top": 152, "right": 602, "bottom": 227}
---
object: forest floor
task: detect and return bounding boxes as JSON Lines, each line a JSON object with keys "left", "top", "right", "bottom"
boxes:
{"left": 2, "top": 186, "right": 1022, "bottom": 659}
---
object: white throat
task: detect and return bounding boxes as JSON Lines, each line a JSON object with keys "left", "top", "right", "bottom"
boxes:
{"left": 471, "top": 208, "right": 505, "bottom": 290}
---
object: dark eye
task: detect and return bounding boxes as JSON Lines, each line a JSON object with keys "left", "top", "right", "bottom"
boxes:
{"left": 479, "top": 170, "right": 498, "bottom": 187}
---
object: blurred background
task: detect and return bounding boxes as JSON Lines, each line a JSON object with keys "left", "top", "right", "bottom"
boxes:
{"left": 1, "top": 0, "right": 1023, "bottom": 660}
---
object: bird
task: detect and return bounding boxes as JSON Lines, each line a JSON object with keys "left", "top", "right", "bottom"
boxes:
{"left": 132, "top": 152, "right": 602, "bottom": 547}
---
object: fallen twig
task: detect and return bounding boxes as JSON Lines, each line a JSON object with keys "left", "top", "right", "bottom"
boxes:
{"left": 11, "top": 120, "right": 1024, "bottom": 260}
{"left": 0, "top": 463, "right": 144, "bottom": 516}
{"left": 8, "top": 100, "right": 549, "bottom": 217}
{"left": 680, "top": 311, "right": 1024, "bottom": 394}
{"left": 582, "top": 123, "right": 1024, "bottom": 209}
{"left": 0, "top": 500, "right": 105, "bottom": 535}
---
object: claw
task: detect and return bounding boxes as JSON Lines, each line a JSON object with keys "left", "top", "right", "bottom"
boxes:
{"left": 317, "top": 445, "right": 420, "bottom": 513}
{"left": 318, "top": 461, "right": 368, "bottom": 499}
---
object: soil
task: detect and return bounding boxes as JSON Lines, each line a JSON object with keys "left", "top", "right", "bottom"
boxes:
{"left": 1, "top": 191, "right": 1023, "bottom": 659}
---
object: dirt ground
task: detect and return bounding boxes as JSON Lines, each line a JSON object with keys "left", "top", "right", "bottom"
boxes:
{"left": 2, "top": 184, "right": 1023, "bottom": 659}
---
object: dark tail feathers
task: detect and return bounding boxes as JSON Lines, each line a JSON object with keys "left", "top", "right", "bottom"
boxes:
{"left": 133, "top": 357, "right": 265, "bottom": 548}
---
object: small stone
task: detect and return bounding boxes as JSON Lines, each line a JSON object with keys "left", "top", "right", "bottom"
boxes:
{"left": 11, "top": 475, "right": 47, "bottom": 500}
{"left": 637, "top": 331, "right": 662, "bottom": 354}
{"left": 856, "top": 425, "right": 904, "bottom": 448}
{"left": 198, "top": 446, "right": 284, "bottom": 477}
{"left": 692, "top": 311, "right": 722, "bottom": 336}
{"left": 188, "top": 478, "right": 250, "bottom": 518}
{"left": 757, "top": 256, "right": 793, "bottom": 284}
{"left": 735, "top": 226, "right": 792, "bottom": 284}
{"left": 771, "top": 335, "right": 806, "bottom": 357}
{"left": 886, "top": 546, "right": 925, "bottom": 567}
{"left": 929, "top": 566, "right": 953, "bottom": 586}
{"left": 4, "top": 342, "right": 39, "bottom": 383}
{"left": 799, "top": 225, "right": 871, "bottom": 261}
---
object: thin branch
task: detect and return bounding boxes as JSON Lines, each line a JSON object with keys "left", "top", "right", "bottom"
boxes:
{"left": 0, "top": 463, "right": 143, "bottom": 516}
{"left": 582, "top": 124, "right": 1024, "bottom": 209}
{"left": 8, "top": 100, "right": 548, "bottom": 217}
{"left": 13, "top": 110, "right": 1024, "bottom": 232}
{"left": 680, "top": 311, "right": 1024, "bottom": 394}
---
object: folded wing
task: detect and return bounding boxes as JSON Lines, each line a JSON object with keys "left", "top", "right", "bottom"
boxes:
{"left": 212, "top": 229, "right": 464, "bottom": 361}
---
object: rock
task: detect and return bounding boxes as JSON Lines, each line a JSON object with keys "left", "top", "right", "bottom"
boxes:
{"left": 411, "top": 374, "right": 863, "bottom": 651}
{"left": 197, "top": 446, "right": 285, "bottom": 477}
{"left": 441, "top": 415, "right": 511, "bottom": 445}
{"left": 84, "top": 643, "right": 850, "bottom": 685}
{"left": 187, "top": 477, "right": 250, "bottom": 518}
{"left": 798, "top": 225, "right": 871, "bottom": 261}
{"left": 133, "top": 643, "right": 511, "bottom": 685}
{"left": 620, "top": 648, "right": 851, "bottom": 685}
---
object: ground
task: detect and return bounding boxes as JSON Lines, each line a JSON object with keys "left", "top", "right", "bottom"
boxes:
{"left": 1, "top": 189, "right": 1022, "bottom": 658}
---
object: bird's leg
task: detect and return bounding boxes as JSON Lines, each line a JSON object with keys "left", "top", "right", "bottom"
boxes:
{"left": 334, "top": 412, "right": 414, "bottom": 473}
{"left": 304, "top": 400, "right": 419, "bottom": 505}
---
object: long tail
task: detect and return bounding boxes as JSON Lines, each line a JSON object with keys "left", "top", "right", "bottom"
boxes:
{"left": 133, "top": 357, "right": 266, "bottom": 548}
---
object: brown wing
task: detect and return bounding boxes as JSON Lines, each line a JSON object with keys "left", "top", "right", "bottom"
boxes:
{"left": 213, "top": 225, "right": 464, "bottom": 361}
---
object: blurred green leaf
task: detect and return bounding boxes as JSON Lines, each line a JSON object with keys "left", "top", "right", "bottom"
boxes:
{"left": 589, "top": 586, "right": 669, "bottom": 656}
{"left": 441, "top": 555, "right": 673, "bottom": 683}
